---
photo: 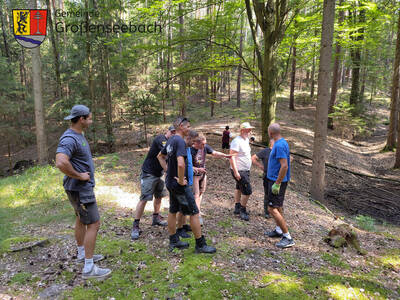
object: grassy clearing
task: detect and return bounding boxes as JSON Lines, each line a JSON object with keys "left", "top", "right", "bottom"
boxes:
{"left": 0, "top": 159, "right": 399, "bottom": 299}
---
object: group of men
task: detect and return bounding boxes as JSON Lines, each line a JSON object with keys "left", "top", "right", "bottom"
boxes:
{"left": 56, "top": 105, "right": 294, "bottom": 280}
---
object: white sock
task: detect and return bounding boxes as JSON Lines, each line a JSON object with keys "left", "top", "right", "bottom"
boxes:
{"left": 77, "top": 246, "right": 85, "bottom": 259}
{"left": 83, "top": 258, "right": 94, "bottom": 273}
{"left": 275, "top": 226, "right": 283, "bottom": 234}
{"left": 283, "top": 232, "right": 292, "bottom": 240}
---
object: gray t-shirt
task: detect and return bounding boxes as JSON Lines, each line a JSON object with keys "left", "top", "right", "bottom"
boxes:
{"left": 56, "top": 129, "right": 95, "bottom": 202}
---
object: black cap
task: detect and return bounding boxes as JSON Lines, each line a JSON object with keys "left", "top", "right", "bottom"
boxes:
{"left": 64, "top": 105, "right": 90, "bottom": 120}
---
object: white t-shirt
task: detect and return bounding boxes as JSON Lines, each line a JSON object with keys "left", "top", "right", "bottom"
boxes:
{"left": 230, "top": 136, "right": 251, "bottom": 171}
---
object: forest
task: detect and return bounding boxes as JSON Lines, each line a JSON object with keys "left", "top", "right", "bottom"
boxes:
{"left": 0, "top": 0, "right": 400, "bottom": 299}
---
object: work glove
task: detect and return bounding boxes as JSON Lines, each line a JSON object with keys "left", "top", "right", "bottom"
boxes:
{"left": 272, "top": 183, "right": 281, "bottom": 195}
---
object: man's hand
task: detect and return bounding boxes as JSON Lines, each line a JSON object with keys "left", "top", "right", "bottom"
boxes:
{"left": 224, "top": 154, "right": 233, "bottom": 159}
{"left": 79, "top": 172, "right": 90, "bottom": 181}
{"left": 196, "top": 168, "right": 207, "bottom": 174}
{"left": 272, "top": 183, "right": 281, "bottom": 195}
{"left": 234, "top": 172, "right": 241, "bottom": 181}
{"left": 174, "top": 176, "right": 187, "bottom": 186}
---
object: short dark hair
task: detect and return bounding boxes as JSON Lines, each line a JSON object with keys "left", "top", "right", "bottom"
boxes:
{"left": 225, "top": 126, "right": 229, "bottom": 130}
{"left": 173, "top": 116, "right": 189, "bottom": 128}
{"left": 71, "top": 115, "right": 89, "bottom": 124}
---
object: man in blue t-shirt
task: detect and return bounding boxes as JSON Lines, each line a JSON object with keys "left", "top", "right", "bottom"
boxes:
{"left": 157, "top": 117, "right": 216, "bottom": 254}
{"left": 56, "top": 105, "right": 111, "bottom": 279}
{"left": 264, "top": 123, "right": 295, "bottom": 249}
{"left": 131, "top": 126, "right": 176, "bottom": 241}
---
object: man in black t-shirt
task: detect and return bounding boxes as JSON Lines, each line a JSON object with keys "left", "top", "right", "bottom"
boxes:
{"left": 131, "top": 126, "right": 176, "bottom": 240}
{"left": 157, "top": 117, "right": 216, "bottom": 253}
{"left": 251, "top": 140, "right": 274, "bottom": 218}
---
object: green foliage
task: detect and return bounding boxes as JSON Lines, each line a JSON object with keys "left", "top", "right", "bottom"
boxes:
{"left": 10, "top": 272, "right": 35, "bottom": 285}
{"left": 328, "top": 101, "right": 369, "bottom": 138}
{"left": 321, "top": 252, "right": 350, "bottom": 269}
{"left": 355, "top": 215, "right": 376, "bottom": 232}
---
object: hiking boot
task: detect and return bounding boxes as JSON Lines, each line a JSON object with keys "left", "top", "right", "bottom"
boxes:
{"left": 265, "top": 229, "right": 283, "bottom": 238}
{"left": 177, "top": 227, "right": 191, "bottom": 238}
{"left": 77, "top": 254, "right": 104, "bottom": 263}
{"left": 276, "top": 237, "right": 295, "bottom": 248}
{"left": 240, "top": 207, "right": 249, "bottom": 221}
{"left": 195, "top": 236, "right": 216, "bottom": 254}
{"left": 182, "top": 224, "right": 192, "bottom": 232}
{"left": 169, "top": 234, "right": 189, "bottom": 251}
{"left": 131, "top": 223, "right": 142, "bottom": 240}
{"left": 82, "top": 264, "right": 111, "bottom": 279}
{"left": 152, "top": 214, "right": 167, "bottom": 226}
{"left": 234, "top": 203, "right": 241, "bottom": 215}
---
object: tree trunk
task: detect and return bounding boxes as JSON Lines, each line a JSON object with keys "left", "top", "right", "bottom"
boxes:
{"left": 0, "top": 8, "right": 10, "bottom": 60}
{"left": 166, "top": 2, "right": 172, "bottom": 108}
{"left": 236, "top": 15, "right": 244, "bottom": 108}
{"left": 31, "top": 5, "right": 49, "bottom": 165}
{"left": 101, "top": 41, "right": 114, "bottom": 153}
{"left": 328, "top": 1, "right": 344, "bottom": 130}
{"left": 179, "top": 3, "right": 186, "bottom": 116}
{"left": 45, "top": 0, "right": 61, "bottom": 100}
{"left": 289, "top": 45, "right": 296, "bottom": 111}
{"left": 386, "top": 10, "right": 400, "bottom": 151}
{"left": 310, "top": 0, "right": 335, "bottom": 201}
{"left": 310, "top": 46, "right": 316, "bottom": 98}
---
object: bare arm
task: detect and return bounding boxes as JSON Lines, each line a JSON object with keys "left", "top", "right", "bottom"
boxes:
{"left": 251, "top": 154, "right": 264, "bottom": 172}
{"left": 229, "top": 149, "right": 240, "bottom": 180}
{"left": 177, "top": 156, "right": 186, "bottom": 185}
{"left": 276, "top": 158, "right": 288, "bottom": 184}
{"left": 157, "top": 152, "right": 168, "bottom": 172}
{"left": 55, "top": 153, "right": 89, "bottom": 181}
{"left": 211, "top": 150, "right": 232, "bottom": 159}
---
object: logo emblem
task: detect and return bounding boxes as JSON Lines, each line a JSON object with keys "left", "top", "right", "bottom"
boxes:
{"left": 13, "top": 9, "right": 48, "bottom": 48}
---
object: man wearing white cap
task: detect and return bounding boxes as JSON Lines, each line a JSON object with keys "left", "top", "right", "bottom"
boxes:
{"left": 229, "top": 122, "right": 254, "bottom": 221}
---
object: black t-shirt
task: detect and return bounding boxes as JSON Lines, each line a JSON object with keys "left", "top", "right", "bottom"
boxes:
{"left": 191, "top": 144, "right": 214, "bottom": 168}
{"left": 142, "top": 134, "right": 168, "bottom": 177}
{"left": 161, "top": 135, "right": 187, "bottom": 190}
{"left": 256, "top": 147, "right": 272, "bottom": 178}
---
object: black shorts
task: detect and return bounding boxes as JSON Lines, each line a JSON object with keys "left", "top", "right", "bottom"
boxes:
{"left": 222, "top": 142, "right": 230, "bottom": 149}
{"left": 231, "top": 169, "right": 252, "bottom": 195}
{"left": 267, "top": 179, "right": 288, "bottom": 208}
{"left": 66, "top": 191, "right": 100, "bottom": 225}
{"left": 168, "top": 186, "right": 199, "bottom": 216}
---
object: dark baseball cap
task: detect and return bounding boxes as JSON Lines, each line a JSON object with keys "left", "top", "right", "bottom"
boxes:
{"left": 64, "top": 105, "right": 90, "bottom": 120}
{"left": 168, "top": 125, "right": 176, "bottom": 132}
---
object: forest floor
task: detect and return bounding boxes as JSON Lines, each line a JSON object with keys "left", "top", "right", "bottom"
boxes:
{"left": 0, "top": 88, "right": 400, "bottom": 299}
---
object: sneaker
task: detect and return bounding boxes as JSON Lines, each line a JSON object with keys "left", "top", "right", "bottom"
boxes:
{"left": 177, "top": 227, "right": 191, "bottom": 239}
{"left": 182, "top": 224, "right": 192, "bottom": 232}
{"left": 276, "top": 237, "right": 295, "bottom": 248}
{"left": 240, "top": 208, "right": 249, "bottom": 221}
{"left": 77, "top": 254, "right": 104, "bottom": 263}
{"left": 265, "top": 229, "right": 283, "bottom": 238}
{"left": 234, "top": 203, "right": 241, "bottom": 215}
{"left": 195, "top": 236, "right": 216, "bottom": 254}
{"left": 152, "top": 214, "right": 167, "bottom": 226}
{"left": 82, "top": 264, "right": 112, "bottom": 279}
{"left": 169, "top": 234, "right": 189, "bottom": 251}
{"left": 131, "top": 224, "right": 142, "bottom": 240}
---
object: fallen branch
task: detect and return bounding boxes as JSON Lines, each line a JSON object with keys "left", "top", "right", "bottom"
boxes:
{"left": 206, "top": 131, "right": 400, "bottom": 184}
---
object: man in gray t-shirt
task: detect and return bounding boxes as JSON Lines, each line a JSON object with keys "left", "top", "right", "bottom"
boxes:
{"left": 56, "top": 105, "right": 111, "bottom": 279}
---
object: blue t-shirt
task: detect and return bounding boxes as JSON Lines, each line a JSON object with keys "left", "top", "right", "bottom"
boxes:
{"left": 267, "top": 138, "right": 290, "bottom": 182}
{"left": 56, "top": 129, "right": 95, "bottom": 199}
{"left": 186, "top": 148, "right": 193, "bottom": 186}
{"left": 161, "top": 135, "right": 187, "bottom": 191}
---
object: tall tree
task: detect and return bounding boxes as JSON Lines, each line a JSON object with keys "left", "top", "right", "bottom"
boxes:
{"left": 310, "top": 0, "right": 336, "bottom": 201}
{"left": 245, "top": 0, "right": 300, "bottom": 143}
{"left": 236, "top": 14, "right": 244, "bottom": 108}
{"left": 328, "top": 1, "right": 344, "bottom": 129}
{"left": 289, "top": 43, "right": 296, "bottom": 111}
{"left": 31, "top": 0, "right": 48, "bottom": 165}
{"left": 385, "top": 9, "right": 400, "bottom": 151}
